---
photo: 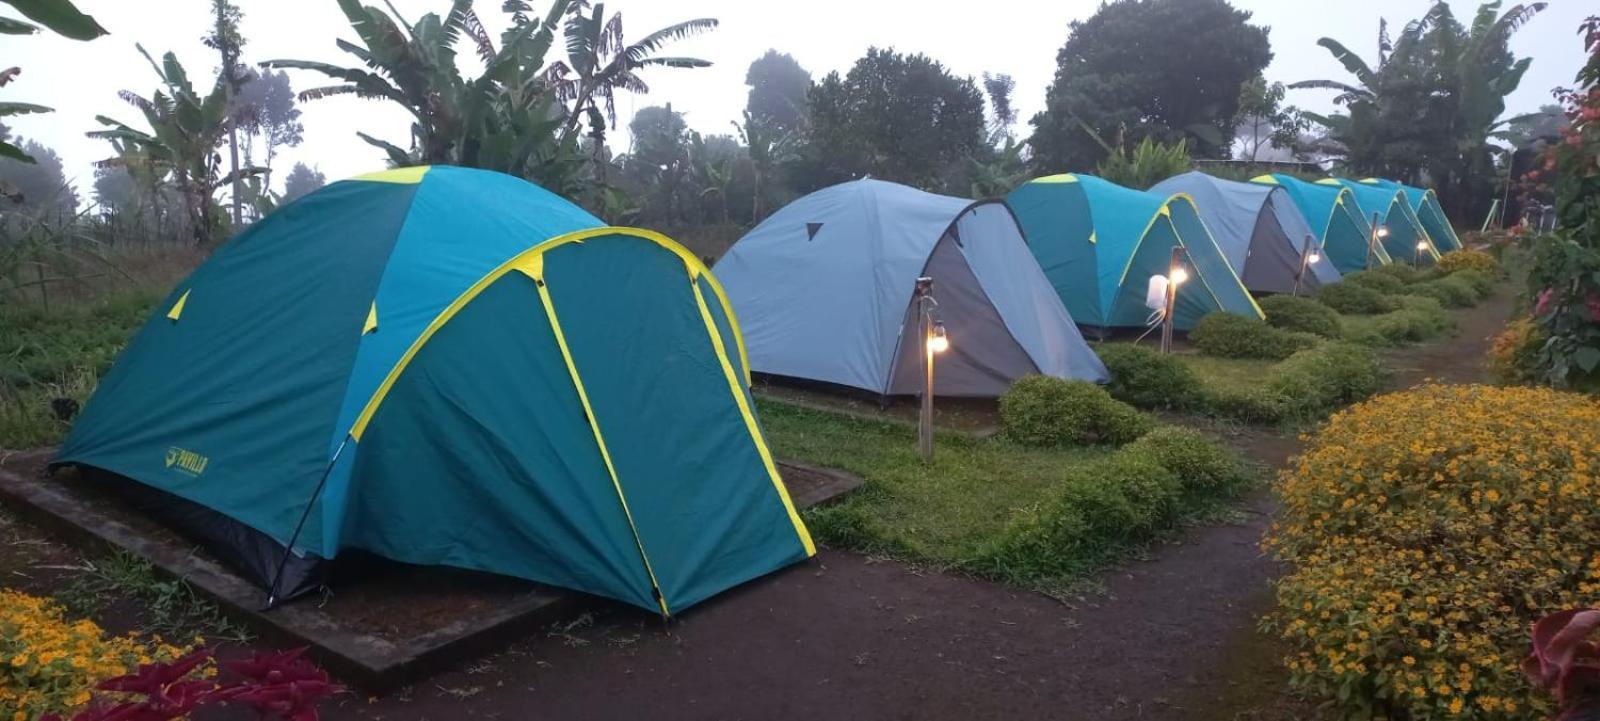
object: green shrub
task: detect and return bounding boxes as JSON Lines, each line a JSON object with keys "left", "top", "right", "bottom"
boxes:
{"left": 974, "top": 451, "right": 1180, "bottom": 580}
{"left": 1189, "top": 312, "right": 1319, "bottom": 360}
{"left": 1200, "top": 386, "right": 1290, "bottom": 424}
{"left": 1369, "top": 263, "right": 1422, "bottom": 284}
{"left": 1450, "top": 268, "right": 1496, "bottom": 299}
{"left": 1437, "top": 248, "right": 1498, "bottom": 275}
{"left": 1315, "top": 281, "right": 1400, "bottom": 315}
{"left": 998, "top": 376, "right": 1153, "bottom": 447}
{"left": 1258, "top": 295, "right": 1342, "bottom": 339}
{"left": 1342, "top": 269, "right": 1406, "bottom": 295}
{"left": 1265, "top": 342, "right": 1385, "bottom": 417}
{"left": 1125, "top": 426, "right": 1251, "bottom": 496}
{"left": 1094, "top": 343, "right": 1203, "bottom": 409}
{"left": 1344, "top": 295, "right": 1455, "bottom": 346}
{"left": 1405, "top": 274, "right": 1479, "bottom": 308}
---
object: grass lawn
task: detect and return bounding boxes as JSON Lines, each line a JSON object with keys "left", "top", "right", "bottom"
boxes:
{"left": 759, "top": 398, "right": 1114, "bottom": 562}
{"left": 1169, "top": 353, "right": 1278, "bottom": 395}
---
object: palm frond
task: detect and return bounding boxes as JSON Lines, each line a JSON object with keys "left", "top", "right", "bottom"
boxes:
{"left": 1313, "top": 38, "right": 1378, "bottom": 88}
{"left": 624, "top": 18, "right": 717, "bottom": 64}
{"left": 461, "top": 7, "right": 497, "bottom": 63}
{"left": 635, "top": 56, "right": 710, "bottom": 69}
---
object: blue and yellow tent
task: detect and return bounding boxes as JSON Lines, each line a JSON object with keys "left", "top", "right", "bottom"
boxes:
{"left": 1007, "top": 174, "right": 1262, "bottom": 331}
{"left": 1252, "top": 174, "right": 1389, "bottom": 273}
{"left": 1358, "top": 178, "right": 1462, "bottom": 252}
{"left": 55, "top": 166, "right": 813, "bottom": 616}
{"left": 1323, "top": 178, "right": 1441, "bottom": 264}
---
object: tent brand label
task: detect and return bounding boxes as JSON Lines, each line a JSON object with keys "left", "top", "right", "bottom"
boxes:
{"left": 165, "top": 447, "right": 209, "bottom": 476}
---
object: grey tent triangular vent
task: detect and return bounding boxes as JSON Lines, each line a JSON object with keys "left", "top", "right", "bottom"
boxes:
{"left": 806, "top": 222, "right": 824, "bottom": 241}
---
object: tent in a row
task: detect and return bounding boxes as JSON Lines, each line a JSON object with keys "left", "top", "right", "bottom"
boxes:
{"left": 1359, "top": 178, "right": 1462, "bottom": 252}
{"left": 1253, "top": 174, "right": 1390, "bottom": 273}
{"left": 1324, "top": 178, "right": 1441, "bottom": 264}
{"left": 1151, "top": 171, "right": 1340, "bottom": 295}
{"left": 714, "top": 179, "right": 1109, "bottom": 398}
{"left": 1007, "top": 174, "right": 1263, "bottom": 332}
{"left": 56, "top": 166, "right": 813, "bottom": 616}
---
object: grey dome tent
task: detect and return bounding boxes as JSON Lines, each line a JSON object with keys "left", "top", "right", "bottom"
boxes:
{"left": 714, "top": 179, "right": 1108, "bottom": 398}
{"left": 1150, "top": 171, "right": 1341, "bottom": 294}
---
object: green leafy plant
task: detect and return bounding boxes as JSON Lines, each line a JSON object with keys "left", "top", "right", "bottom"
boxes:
{"left": 1259, "top": 295, "right": 1342, "bottom": 339}
{"left": 998, "top": 375, "right": 1153, "bottom": 447}
{"left": 1341, "top": 269, "right": 1406, "bottom": 295}
{"left": 1094, "top": 135, "right": 1192, "bottom": 190}
{"left": 1265, "top": 341, "right": 1384, "bottom": 417}
{"left": 1316, "top": 281, "right": 1400, "bottom": 315}
{"left": 0, "top": 0, "right": 106, "bottom": 163}
{"left": 1124, "top": 426, "right": 1251, "bottom": 496}
{"left": 1189, "top": 312, "right": 1319, "bottom": 360}
{"left": 1406, "top": 273, "right": 1482, "bottom": 308}
{"left": 1093, "top": 343, "right": 1203, "bottom": 409}
{"left": 1343, "top": 295, "right": 1456, "bottom": 346}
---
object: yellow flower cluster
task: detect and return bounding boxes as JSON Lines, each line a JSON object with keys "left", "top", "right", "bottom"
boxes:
{"left": 1437, "top": 249, "right": 1498, "bottom": 276}
{"left": 1487, "top": 319, "right": 1545, "bottom": 385}
{"left": 0, "top": 589, "right": 193, "bottom": 720}
{"left": 1264, "top": 384, "right": 1600, "bottom": 720}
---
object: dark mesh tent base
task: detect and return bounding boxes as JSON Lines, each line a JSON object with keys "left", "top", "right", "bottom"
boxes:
{"left": 64, "top": 464, "right": 325, "bottom": 603}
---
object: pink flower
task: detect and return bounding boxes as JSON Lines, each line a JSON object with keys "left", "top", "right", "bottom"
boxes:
{"left": 1535, "top": 287, "right": 1557, "bottom": 317}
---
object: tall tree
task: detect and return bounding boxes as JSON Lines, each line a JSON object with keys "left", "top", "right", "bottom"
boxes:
{"left": 204, "top": 0, "right": 247, "bottom": 226}
{"left": 982, "top": 72, "right": 1018, "bottom": 144}
{"left": 1029, "top": 0, "right": 1271, "bottom": 172}
{"left": 0, "top": 137, "right": 76, "bottom": 216}
{"left": 1292, "top": 2, "right": 1547, "bottom": 220}
{"left": 1233, "top": 76, "right": 1305, "bottom": 161}
{"left": 282, "top": 162, "right": 325, "bottom": 200}
{"left": 624, "top": 104, "right": 690, "bottom": 223}
{"left": 1503, "top": 103, "right": 1567, "bottom": 147}
{"left": 799, "top": 47, "right": 986, "bottom": 191}
{"left": 0, "top": 0, "right": 106, "bottom": 163}
{"left": 744, "top": 50, "right": 810, "bottom": 135}
{"left": 232, "top": 68, "right": 303, "bottom": 183}
{"left": 732, "top": 110, "right": 794, "bottom": 221}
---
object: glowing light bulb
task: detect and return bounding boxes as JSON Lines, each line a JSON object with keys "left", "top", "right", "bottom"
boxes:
{"left": 1377, "top": 226, "right": 1391, "bottom": 239}
{"left": 1307, "top": 252, "right": 1322, "bottom": 263}
{"left": 1416, "top": 241, "right": 1429, "bottom": 251}
{"left": 1170, "top": 267, "right": 1189, "bottom": 286}
{"left": 927, "top": 322, "right": 949, "bottom": 353}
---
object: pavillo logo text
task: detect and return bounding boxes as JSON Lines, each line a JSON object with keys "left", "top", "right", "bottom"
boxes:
{"left": 165, "top": 447, "right": 209, "bottom": 476}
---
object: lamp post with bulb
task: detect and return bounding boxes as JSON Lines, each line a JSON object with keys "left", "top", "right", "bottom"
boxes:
{"left": 914, "top": 277, "right": 948, "bottom": 463}
{"left": 1293, "top": 234, "right": 1323, "bottom": 297}
{"left": 1160, "top": 247, "right": 1189, "bottom": 354}
{"left": 1414, "top": 240, "right": 1429, "bottom": 269}
{"left": 1367, "top": 213, "right": 1390, "bottom": 269}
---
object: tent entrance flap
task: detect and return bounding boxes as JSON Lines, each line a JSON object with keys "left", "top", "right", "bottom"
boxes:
{"left": 1240, "top": 205, "right": 1310, "bottom": 294}
{"left": 887, "top": 233, "right": 1040, "bottom": 397}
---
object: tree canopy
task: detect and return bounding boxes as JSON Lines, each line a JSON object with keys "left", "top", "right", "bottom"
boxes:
{"left": 1029, "top": 0, "right": 1271, "bottom": 172}
{"left": 798, "top": 47, "right": 986, "bottom": 192}
{"left": 745, "top": 50, "right": 811, "bottom": 135}
{"left": 282, "top": 162, "right": 325, "bottom": 201}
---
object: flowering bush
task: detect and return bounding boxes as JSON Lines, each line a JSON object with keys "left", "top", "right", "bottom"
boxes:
{"left": 0, "top": 589, "right": 192, "bottom": 720}
{"left": 1489, "top": 318, "right": 1547, "bottom": 385}
{"left": 1437, "top": 249, "right": 1499, "bottom": 276}
{"left": 1265, "top": 384, "right": 1600, "bottom": 720}
{"left": 40, "top": 646, "right": 342, "bottom": 721}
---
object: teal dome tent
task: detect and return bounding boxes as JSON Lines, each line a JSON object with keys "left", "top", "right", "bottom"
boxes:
{"left": 1252, "top": 174, "right": 1390, "bottom": 273}
{"left": 55, "top": 166, "right": 813, "bottom": 616}
{"left": 1007, "top": 174, "right": 1263, "bottom": 332}
{"left": 1324, "top": 178, "right": 1441, "bottom": 265}
{"left": 1358, "top": 178, "right": 1463, "bottom": 252}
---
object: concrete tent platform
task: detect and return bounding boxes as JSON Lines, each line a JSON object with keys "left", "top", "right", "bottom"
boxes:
{"left": 0, "top": 449, "right": 860, "bottom": 690}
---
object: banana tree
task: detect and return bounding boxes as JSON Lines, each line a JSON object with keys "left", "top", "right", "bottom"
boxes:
{"left": 0, "top": 0, "right": 105, "bottom": 162}
{"left": 732, "top": 110, "right": 794, "bottom": 221}
{"left": 88, "top": 46, "right": 262, "bottom": 245}
{"left": 544, "top": 3, "right": 717, "bottom": 148}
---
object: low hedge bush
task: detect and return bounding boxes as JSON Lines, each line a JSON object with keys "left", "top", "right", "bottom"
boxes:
{"left": 1437, "top": 248, "right": 1498, "bottom": 275}
{"left": 1200, "top": 386, "right": 1290, "bottom": 424}
{"left": 976, "top": 427, "right": 1250, "bottom": 581}
{"left": 1259, "top": 295, "right": 1342, "bottom": 339}
{"left": 1265, "top": 384, "right": 1600, "bottom": 720}
{"left": 998, "top": 375, "right": 1153, "bottom": 447}
{"left": 1369, "top": 263, "right": 1423, "bottom": 284}
{"left": 1125, "top": 426, "right": 1251, "bottom": 496}
{"left": 1316, "top": 281, "right": 1401, "bottom": 315}
{"left": 1450, "top": 268, "right": 1496, "bottom": 299}
{"left": 1342, "top": 269, "right": 1407, "bottom": 295}
{"left": 1343, "top": 296, "right": 1455, "bottom": 347}
{"left": 1189, "top": 312, "right": 1319, "bottom": 360}
{"left": 1406, "top": 273, "right": 1480, "bottom": 308}
{"left": 1264, "top": 342, "right": 1384, "bottom": 418}
{"left": 1094, "top": 343, "right": 1204, "bottom": 409}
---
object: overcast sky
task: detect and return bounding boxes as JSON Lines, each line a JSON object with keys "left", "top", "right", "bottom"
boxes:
{"left": 6, "top": 0, "right": 1590, "bottom": 197}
